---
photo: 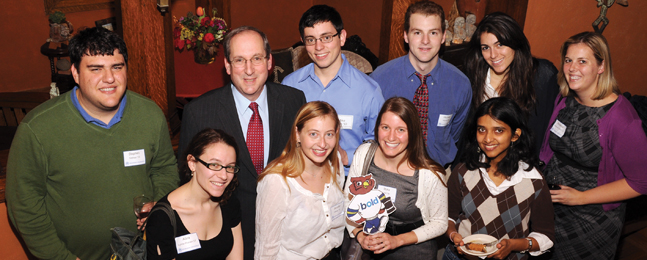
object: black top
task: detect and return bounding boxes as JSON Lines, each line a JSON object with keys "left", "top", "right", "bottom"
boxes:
{"left": 528, "top": 58, "right": 560, "bottom": 155}
{"left": 146, "top": 194, "right": 241, "bottom": 260}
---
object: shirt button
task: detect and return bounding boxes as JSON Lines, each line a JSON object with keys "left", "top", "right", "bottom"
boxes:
{"left": 431, "top": 82, "right": 434, "bottom": 85}
{"left": 326, "top": 214, "right": 329, "bottom": 217}
{"left": 323, "top": 200, "right": 326, "bottom": 203}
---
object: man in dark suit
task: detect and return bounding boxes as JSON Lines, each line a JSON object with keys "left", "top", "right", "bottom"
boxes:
{"left": 178, "top": 26, "right": 306, "bottom": 260}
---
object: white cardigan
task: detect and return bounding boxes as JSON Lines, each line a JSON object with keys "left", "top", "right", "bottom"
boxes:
{"left": 343, "top": 143, "right": 448, "bottom": 243}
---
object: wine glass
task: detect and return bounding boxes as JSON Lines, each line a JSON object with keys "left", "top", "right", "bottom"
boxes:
{"left": 547, "top": 175, "right": 561, "bottom": 190}
{"left": 133, "top": 195, "right": 153, "bottom": 218}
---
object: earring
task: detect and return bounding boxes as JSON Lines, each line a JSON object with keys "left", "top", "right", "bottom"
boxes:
{"left": 296, "top": 141, "right": 301, "bottom": 148}
{"left": 477, "top": 146, "right": 481, "bottom": 153}
{"left": 191, "top": 171, "right": 195, "bottom": 177}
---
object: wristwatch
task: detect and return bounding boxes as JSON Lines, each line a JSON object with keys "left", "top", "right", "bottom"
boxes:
{"left": 520, "top": 238, "right": 533, "bottom": 253}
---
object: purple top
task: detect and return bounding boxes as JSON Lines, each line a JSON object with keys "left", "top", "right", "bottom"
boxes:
{"left": 539, "top": 94, "right": 647, "bottom": 211}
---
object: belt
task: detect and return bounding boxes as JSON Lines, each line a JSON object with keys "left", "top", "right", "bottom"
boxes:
{"left": 384, "top": 219, "right": 425, "bottom": 236}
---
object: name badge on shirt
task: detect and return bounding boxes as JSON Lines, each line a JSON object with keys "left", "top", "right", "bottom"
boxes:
{"left": 175, "top": 233, "right": 201, "bottom": 254}
{"left": 437, "top": 114, "right": 453, "bottom": 127}
{"left": 377, "top": 185, "right": 397, "bottom": 203}
{"left": 331, "top": 200, "right": 344, "bottom": 221}
{"left": 551, "top": 120, "right": 567, "bottom": 138}
{"left": 123, "top": 149, "right": 145, "bottom": 167}
{"left": 338, "top": 115, "right": 354, "bottom": 130}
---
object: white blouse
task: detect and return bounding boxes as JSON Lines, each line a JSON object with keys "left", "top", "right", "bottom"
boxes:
{"left": 255, "top": 170, "right": 345, "bottom": 260}
{"left": 483, "top": 68, "right": 500, "bottom": 102}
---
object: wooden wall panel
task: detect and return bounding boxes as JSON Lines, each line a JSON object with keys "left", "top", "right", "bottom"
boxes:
{"left": 120, "top": 0, "right": 178, "bottom": 130}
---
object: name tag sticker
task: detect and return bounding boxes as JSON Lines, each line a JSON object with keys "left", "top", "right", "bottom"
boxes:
{"left": 377, "top": 185, "right": 397, "bottom": 203}
{"left": 331, "top": 201, "right": 344, "bottom": 221}
{"left": 175, "top": 233, "right": 201, "bottom": 254}
{"left": 338, "top": 115, "right": 354, "bottom": 130}
{"left": 437, "top": 114, "right": 453, "bottom": 127}
{"left": 551, "top": 120, "right": 567, "bottom": 138}
{"left": 123, "top": 149, "right": 145, "bottom": 167}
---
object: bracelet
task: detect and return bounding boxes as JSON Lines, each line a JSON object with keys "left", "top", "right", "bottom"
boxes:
{"left": 520, "top": 238, "right": 533, "bottom": 253}
{"left": 449, "top": 231, "right": 457, "bottom": 243}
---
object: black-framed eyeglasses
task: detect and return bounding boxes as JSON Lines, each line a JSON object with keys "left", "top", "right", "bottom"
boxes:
{"left": 195, "top": 157, "right": 240, "bottom": 173}
{"left": 229, "top": 55, "right": 267, "bottom": 68}
{"left": 303, "top": 32, "right": 340, "bottom": 46}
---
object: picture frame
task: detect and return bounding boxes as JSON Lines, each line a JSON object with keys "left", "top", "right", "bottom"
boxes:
{"left": 95, "top": 17, "right": 116, "bottom": 31}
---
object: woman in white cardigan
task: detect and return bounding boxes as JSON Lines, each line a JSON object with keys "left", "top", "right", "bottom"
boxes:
{"left": 344, "top": 97, "right": 448, "bottom": 259}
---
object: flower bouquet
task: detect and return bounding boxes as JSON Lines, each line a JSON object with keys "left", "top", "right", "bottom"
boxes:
{"left": 174, "top": 7, "right": 228, "bottom": 64}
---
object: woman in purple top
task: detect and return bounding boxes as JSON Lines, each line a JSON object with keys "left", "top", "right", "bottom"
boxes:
{"left": 539, "top": 32, "right": 647, "bottom": 260}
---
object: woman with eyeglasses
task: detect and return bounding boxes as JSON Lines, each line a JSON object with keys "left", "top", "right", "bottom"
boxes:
{"left": 255, "top": 101, "right": 345, "bottom": 260}
{"left": 146, "top": 128, "right": 244, "bottom": 260}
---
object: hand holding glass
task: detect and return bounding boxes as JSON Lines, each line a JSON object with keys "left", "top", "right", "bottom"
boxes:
{"left": 133, "top": 195, "right": 154, "bottom": 218}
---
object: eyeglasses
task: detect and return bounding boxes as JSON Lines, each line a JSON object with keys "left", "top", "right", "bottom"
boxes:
{"left": 195, "top": 157, "right": 240, "bottom": 173}
{"left": 303, "top": 32, "right": 340, "bottom": 46}
{"left": 229, "top": 55, "right": 267, "bottom": 68}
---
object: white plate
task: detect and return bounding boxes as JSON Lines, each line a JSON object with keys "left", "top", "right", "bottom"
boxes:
{"left": 459, "top": 234, "right": 499, "bottom": 256}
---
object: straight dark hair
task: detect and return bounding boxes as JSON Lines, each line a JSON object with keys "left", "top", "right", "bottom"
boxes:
{"left": 180, "top": 128, "right": 239, "bottom": 204}
{"left": 69, "top": 27, "right": 129, "bottom": 70}
{"left": 299, "top": 5, "right": 344, "bottom": 39}
{"left": 461, "top": 97, "right": 538, "bottom": 177}
{"left": 464, "top": 12, "right": 536, "bottom": 117}
{"left": 376, "top": 97, "right": 445, "bottom": 185}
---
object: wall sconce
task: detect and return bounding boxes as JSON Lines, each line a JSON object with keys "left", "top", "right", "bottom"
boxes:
{"left": 157, "top": 0, "right": 169, "bottom": 15}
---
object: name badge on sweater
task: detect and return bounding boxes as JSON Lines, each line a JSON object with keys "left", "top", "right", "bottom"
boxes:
{"left": 551, "top": 120, "right": 567, "bottom": 138}
{"left": 175, "top": 233, "right": 201, "bottom": 254}
{"left": 123, "top": 149, "right": 145, "bottom": 167}
{"left": 377, "top": 185, "right": 397, "bottom": 203}
{"left": 437, "top": 114, "right": 452, "bottom": 127}
{"left": 338, "top": 115, "right": 353, "bottom": 130}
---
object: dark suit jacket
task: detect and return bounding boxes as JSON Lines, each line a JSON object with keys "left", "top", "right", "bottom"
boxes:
{"left": 178, "top": 82, "right": 305, "bottom": 260}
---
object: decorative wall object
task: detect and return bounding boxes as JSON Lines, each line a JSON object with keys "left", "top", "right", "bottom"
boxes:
{"left": 593, "top": 0, "right": 629, "bottom": 34}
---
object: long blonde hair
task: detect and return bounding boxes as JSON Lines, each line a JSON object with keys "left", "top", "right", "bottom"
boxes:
{"left": 258, "top": 101, "right": 342, "bottom": 188}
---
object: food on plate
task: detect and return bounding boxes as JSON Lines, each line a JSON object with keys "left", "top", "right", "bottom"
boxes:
{"left": 466, "top": 243, "right": 487, "bottom": 253}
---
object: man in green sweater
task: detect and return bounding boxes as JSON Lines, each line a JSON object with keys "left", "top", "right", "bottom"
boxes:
{"left": 6, "top": 27, "right": 179, "bottom": 260}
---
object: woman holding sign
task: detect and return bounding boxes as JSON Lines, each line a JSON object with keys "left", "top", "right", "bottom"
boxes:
{"left": 344, "top": 97, "right": 447, "bottom": 259}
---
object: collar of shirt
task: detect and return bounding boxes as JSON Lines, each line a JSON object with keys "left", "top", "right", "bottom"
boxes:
{"left": 479, "top": 159, "right": 543, "bottom": 196}
{"left": 298, "top": 54, "right": 352, "bottom": 89}
{"left": 484, "top": 67, "right": 499, "bottom": 101}
{"left": 70, "top": 86, "right": 127, "bottom": 129}
{"left": 231, "top": 83, "right": 270, "bottom": 166}
{"left": 403, "top": 56, "right": 443, "bottom": 88}
{"left": 231, "top": 82, "right": 269, "bottom": 118}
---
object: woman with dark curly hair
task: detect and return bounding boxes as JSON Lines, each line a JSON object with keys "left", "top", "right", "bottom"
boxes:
{"left": 146, "top": 128, "right": 243, "bottom": 260}
{"left": 464, "top": 12, "right": 559, "bottom": 154}
{"left": 445, "top": 97, "right": 554, "bottom": 260}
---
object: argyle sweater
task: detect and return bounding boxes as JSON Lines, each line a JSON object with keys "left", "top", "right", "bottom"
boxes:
{"left": 448, "top": 163, "right": 554, "bottom": 260}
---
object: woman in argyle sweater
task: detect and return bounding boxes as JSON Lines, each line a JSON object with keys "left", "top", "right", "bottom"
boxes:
{"left": 444, "top": 98, "right": 554, "bottom": 260}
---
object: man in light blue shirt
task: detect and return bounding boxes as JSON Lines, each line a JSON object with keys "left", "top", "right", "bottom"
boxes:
{"left": 282, "top": 5, "right": 384, "bottom": 174}
{"left": 370, "top": 1, "right": 471, "bottom": 167}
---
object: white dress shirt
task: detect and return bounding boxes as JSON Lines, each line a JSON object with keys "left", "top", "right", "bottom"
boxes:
{"left": 231, "top": 84, "right": 270, "bottom": 166}
{"left": 255, "top": 163, "right": 345, "bottom": 260}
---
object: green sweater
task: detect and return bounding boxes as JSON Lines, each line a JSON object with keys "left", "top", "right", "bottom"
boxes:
{"left": 6, "top": 90, "right": 179, "bottom": 260}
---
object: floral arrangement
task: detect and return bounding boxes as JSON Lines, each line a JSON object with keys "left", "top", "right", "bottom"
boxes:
{"left": 173, "top": 7, "right": 228, "bottom": 56}
{"left": 49, "top": 11, "right": 66, "bottom": 24}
